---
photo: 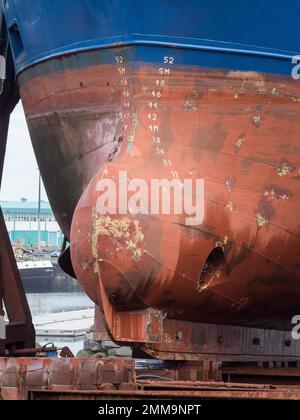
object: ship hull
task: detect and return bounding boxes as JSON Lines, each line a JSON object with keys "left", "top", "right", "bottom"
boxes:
{"left": 18, "top": 260, "right": 82, "bottom": 294}
{"left": 15, "top": 46, "right": 300, "bottom": 330}
{"left": 4, "top": 0, "right": 300, "bottom": 334}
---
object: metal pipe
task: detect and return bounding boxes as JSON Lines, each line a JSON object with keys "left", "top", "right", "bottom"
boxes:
{"left": 10, "top": 346, "right": 58, "bottom": 355}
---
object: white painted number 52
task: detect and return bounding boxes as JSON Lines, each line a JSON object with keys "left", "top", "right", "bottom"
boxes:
{"left": 163, "top": 56, "right": 174, "bottom": 64}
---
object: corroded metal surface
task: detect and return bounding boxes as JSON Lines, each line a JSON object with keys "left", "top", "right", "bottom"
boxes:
{"left": 17, "top": 47, "right": 300, "bottom": 357}
{"left": 27, "top": 387, "right": 300, "bottom": 400}
{"left": 3, "top": 357, "right": 300, "bottom": 400}
{"left": 0, "top": 357, "right": 135, "bottom": 399}
{"left": 68, "top": 61, "right": 300, "bottom": 331}
{"left": 139, "top": 321, "right": 300, "bottom": 361}
{"left": 19, "top": 57, "right": 124, "bottom": 238}
{"left": 93, "top": 305, "right": 111, "bottom": 341}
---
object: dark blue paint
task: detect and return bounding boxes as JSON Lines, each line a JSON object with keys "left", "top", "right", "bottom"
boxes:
{"left": 17, "top": 46, "right": 295, "bottom": 86}
{"left": 2, "top": 0, "right": 300, "bottom": 75}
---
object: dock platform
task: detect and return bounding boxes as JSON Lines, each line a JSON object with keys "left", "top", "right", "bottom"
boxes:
{"left": 33, "top": 308, "right": 94, "bottom": 337}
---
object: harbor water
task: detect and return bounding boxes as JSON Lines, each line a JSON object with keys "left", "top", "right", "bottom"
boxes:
{"left": 26, "top": 292, "right": 94, "bottom": 355}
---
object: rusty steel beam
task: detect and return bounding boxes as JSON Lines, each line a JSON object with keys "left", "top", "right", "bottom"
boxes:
{"left": 0, "top": 357, "right": 135, "bottom": 400}
{"left": 0, "top": 22, "right": 34, "bottom": 354}
{"left": 222, "top": 366, "right": 300, "bottom": 378}
{"left": 27, "top": 387, "right": 300, "bottom": 401}
{"left": 3, "top": 356, "right": 300, "bottom": 400}
{"left": 139, "top": 320, "right": 300, "bottom": 361}
{"left": 0, "top": 208, "right": 35, "bottom": 354}
{"left": 134, "top": 380, "right": 277, "bottom": 390}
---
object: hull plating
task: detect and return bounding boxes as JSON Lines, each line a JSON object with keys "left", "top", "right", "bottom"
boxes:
{"left": 17, "top": 47, "right": 300, "bottom": 330}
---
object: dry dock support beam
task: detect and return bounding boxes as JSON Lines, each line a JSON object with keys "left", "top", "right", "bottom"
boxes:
{"left": 0, "top": 15, "right": 35, "bottom": 355}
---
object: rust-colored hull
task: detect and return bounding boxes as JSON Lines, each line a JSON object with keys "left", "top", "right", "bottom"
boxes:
{"left": 18, "top": 48, "right": 300, "bottom": 337}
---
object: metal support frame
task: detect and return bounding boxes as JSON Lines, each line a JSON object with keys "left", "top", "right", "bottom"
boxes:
{"left": 0, "top": 17, "right": 35, "bottom": 355}
{"left": 3, "top": 357, "right": 300, "bottom": 400}
{"left": 0, "top": 209, "right": 35, "bottom": 355}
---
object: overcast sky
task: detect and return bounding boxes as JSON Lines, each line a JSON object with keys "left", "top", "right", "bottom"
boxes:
{"left": 0, "top": 102, "right": 47, "bottom": 203}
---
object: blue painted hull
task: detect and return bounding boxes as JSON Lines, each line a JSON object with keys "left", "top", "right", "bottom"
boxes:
{"left": 3, "top": 0, "right": 300, "bottom": 76}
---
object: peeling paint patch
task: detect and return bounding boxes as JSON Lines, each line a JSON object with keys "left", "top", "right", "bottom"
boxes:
{"left": 235, "top": 134, "right": 245, "bottom": 150}
{"left": 183, "top": 100, "right": 198, "bottom": 112}
{"left": 188, "top": 168, "right": 199, "bottom": 177}
{"left": 183, "top": 91, "right": 200, "bottom": 112}
{"left": 251, "top": 114, "right": 261, "bottom": 127}
{"left": 262, "top": 186, "right": 290, "bottom": 201}
{"left": 227, "top": 71, "right": 265, "bottom": 81}
{"left": 270, "top": 87, "right": 282, "bottom": 97}
{"left": 271, "top": 87, "right": 277, "bottom": 96}
{"left": 93, "top": 215, "right": 145, "bottom": 261}
{"left": 196, "top": 281, "right": 208, "bottom": 292}
{"left": 226, "top": 201, "right": 234, "bottom": 212}
{"left": 256, "top": 213, "right": 269, "bottom": 227}
{"left": 127, "top": 113, "right": 138, "bottom": 155}
{"left": 107, "top": 137, "right": 123, "bottom": 163}
{"left": 277, "top": 162, "right": 291, "bottom": 177}
{"left": 256, "top": 199, "right": 275, "bottom": 225}
{"left": 132, "top": 112, "right": 138, "bottom": 126}
{"left": 225, "top": 177, "right": 236, "bottom": 192}
{"left": 215, "top": 236, "right": 228, "bottom": 250}
{"left": 91, "top": 209, "right": 100, "bottom": 273}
